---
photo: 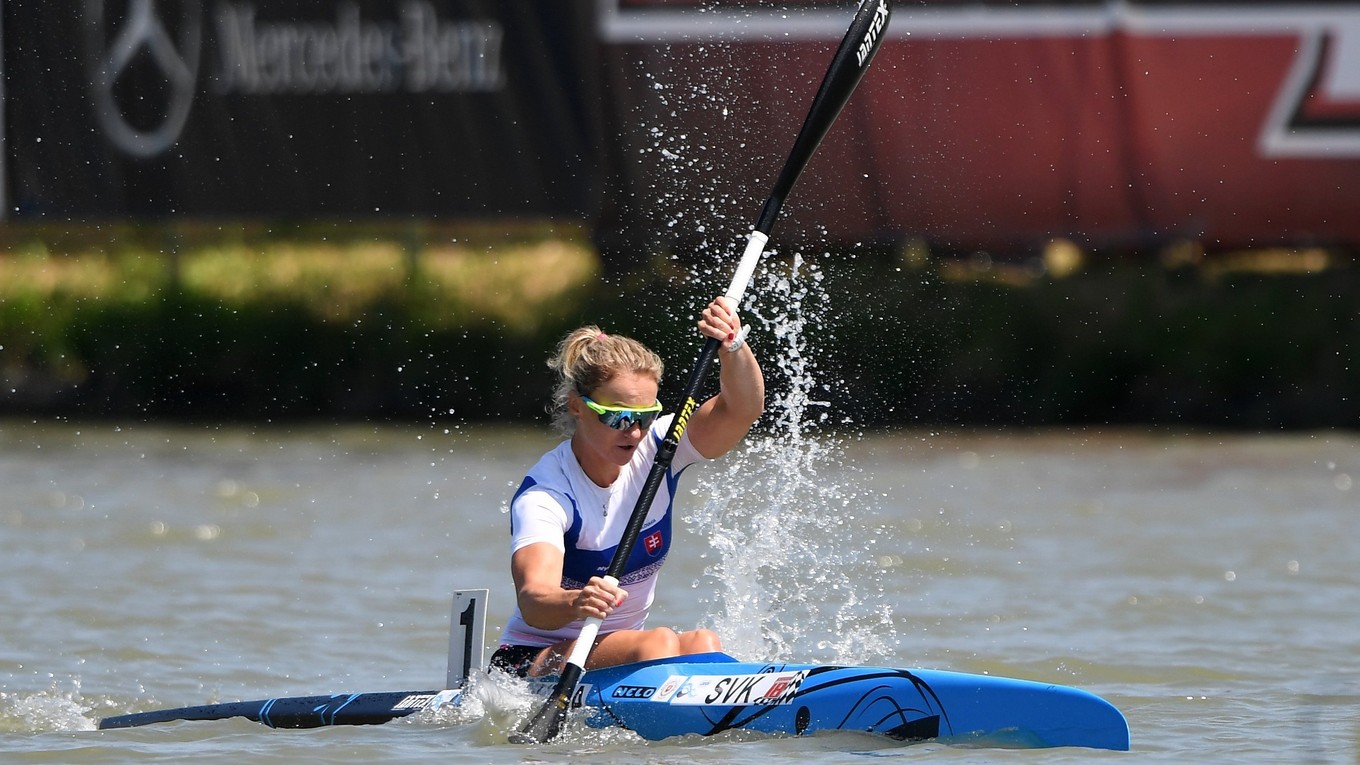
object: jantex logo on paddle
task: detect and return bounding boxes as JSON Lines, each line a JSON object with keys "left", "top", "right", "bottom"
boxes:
{"left": 856, "top": 0, "right": 890, "bottom": 66}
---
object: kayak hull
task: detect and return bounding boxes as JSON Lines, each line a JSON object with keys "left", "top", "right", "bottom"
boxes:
{"left": 578, "top": 653, "right": 1129, "bottom": 750}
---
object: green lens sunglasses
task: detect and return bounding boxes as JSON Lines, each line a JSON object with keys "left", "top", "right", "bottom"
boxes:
{"left": 580, "top": 395, "right": 664, "bottom": 431}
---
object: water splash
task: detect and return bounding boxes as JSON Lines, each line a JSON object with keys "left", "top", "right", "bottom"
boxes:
{"left": 689, "top": 253, "right": 896, "bottom": 666}
{"left": 414, "top": 671, "right": 535, "bottom": 744}
{"left": 0, "top": 680, "right": 98, "bottom": 733}
{"left": 640, "top": 36, "right": 898, "bottom": 667}
{"left": 416, "top": 671, "right": 643, "bottom": 748}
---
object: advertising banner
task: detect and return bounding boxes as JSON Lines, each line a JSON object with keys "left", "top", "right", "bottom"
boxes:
{"left": 3, "top": 0, "right": 600, "bottom": 218}
{"left": 597, "top": 0, "right": 1360, "bottom": 256}
{"left": 7, "top": 1, "right": 1360, "bottom": 255}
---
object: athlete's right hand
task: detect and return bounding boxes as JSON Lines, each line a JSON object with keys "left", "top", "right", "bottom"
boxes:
{"left": 575, "top": 576, "right": 627, "bottom": 620}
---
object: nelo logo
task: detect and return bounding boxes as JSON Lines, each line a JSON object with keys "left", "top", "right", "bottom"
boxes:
{"left": 85, "top": 0, "right": 203, "bottom": 158}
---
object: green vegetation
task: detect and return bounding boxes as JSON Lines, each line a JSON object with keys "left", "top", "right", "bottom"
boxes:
{"left": 0, "top": 222, "right": 600, "bottom": 421}
{"left": 2, "top": 223, "right": 1356, "bottom": 428}
{"left": 823, "top": 247, "right": 1359, "bottom": 429}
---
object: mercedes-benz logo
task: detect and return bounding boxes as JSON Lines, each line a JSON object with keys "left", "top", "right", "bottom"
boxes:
{"left": 86, "top": 0, "right": 202, "bottom": 158}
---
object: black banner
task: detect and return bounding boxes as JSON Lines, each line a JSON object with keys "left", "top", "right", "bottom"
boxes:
{"left": 3, "top": 0, "right": 600, "bottom": 219}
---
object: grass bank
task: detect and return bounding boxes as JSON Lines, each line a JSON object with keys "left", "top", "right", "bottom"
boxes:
{"left": 0, "top": 222, "right": 599, "bottom": 421}
{"left": 1, "top": 222, "right": 1355, "bottom": 429}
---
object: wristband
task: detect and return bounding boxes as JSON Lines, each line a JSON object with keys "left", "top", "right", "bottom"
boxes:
{"left": 726, "top": 325, "right": 751, "bottom": 353}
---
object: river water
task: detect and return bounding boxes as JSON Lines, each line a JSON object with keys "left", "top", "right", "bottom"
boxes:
{"left": 1, "top": 419, "right": 1356, "bottom": 763}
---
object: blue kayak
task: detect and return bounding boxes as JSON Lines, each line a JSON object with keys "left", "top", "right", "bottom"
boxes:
{"left": 576, "top": 652, "right": 1129, "bottom": 750}
{"left": 99, "top": 651, "right": 1129, "bottom": 751}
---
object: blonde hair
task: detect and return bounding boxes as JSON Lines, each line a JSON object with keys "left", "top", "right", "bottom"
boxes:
{"left": 548, "top": 326, "right": 664, "bottom": 435}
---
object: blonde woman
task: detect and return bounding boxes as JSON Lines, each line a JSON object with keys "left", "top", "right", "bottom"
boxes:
{"left": 491, "top": 296, "right": 764, "bottom": 677}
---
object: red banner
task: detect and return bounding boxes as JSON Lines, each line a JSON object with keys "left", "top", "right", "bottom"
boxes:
{"left": 597, "top": 1, "right": 1360, "bottom": 256}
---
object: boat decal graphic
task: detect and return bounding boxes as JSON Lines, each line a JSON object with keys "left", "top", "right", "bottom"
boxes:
{"left": 258, "top": 697, "right": 279, "bottom": 728}
{"left": 685, "top": 666, "right": 954, "bottom": 739}
{"left": 797, "top": 668, "right": 953, "bottom": 737}
{"left": 311, "top": 693, "right": 364, "bottom": 726}
{"left": 667, "top": 670, "right": 806, "bottom": 707}
{"left": 652, "top": 674, "right": 685, "bottom": 702}
{"left": 391, "top": 693, "right": 437, "bottom": 711}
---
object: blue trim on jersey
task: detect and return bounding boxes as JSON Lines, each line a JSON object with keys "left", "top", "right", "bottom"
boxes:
{"left": 563, "top": 494, "right": 584, "bottom": 551}
{"left": 558, "top": 481, "right": 675, "bottom": 589}
{"left": 509, "top": 476, "right": 539, "bottom": 535}
{"left": 510, "top": 474, "right": 584, "bottom": 550}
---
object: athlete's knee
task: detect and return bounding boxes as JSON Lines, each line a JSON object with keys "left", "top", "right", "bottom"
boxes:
{"left": 679, "top": 628, "right": 722, "bottom": 654}
{"left": 639, "top": 627, "right": 680, "bottom": 659}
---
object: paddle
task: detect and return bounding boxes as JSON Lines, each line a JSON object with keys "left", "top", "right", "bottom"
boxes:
{"left": 510, "top": 0, "right": 892, "bottom": 744}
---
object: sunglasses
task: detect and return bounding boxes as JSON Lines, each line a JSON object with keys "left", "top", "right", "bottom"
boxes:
{"left": 580, "top": 395, "right": 664, "bottom": 431}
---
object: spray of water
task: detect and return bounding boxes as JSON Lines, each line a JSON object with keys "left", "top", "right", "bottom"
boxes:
{"left": 0, "top": 681, "right": 98, "bottom": 733}
{"left": 687, "top": 252, "right": 897, "bottom": 666}
{"left": 633, "top": 37, "right": 898, "bottom": 668}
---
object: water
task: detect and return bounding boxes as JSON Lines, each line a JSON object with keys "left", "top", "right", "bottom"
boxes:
{"left": 3, "top": 416, "right": 1357, "bottom": 763}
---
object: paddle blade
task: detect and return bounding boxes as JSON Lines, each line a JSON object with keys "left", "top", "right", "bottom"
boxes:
{"left": 509, "top": 663, "right": 583, "bottom": 744}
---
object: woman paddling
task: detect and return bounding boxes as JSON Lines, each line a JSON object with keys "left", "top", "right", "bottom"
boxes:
{"left": 490, "top": 296, "right": 765, "bottom": 678}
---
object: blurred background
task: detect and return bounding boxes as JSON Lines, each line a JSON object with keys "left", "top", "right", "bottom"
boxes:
{"left": 3, "top": 0, "right": 1358, "bottom": 428}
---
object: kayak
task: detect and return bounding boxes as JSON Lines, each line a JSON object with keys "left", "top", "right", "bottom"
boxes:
{"left": 100, "top": 590, "right": 1129, "bottom": 750}
{"left": 98, "top": 651, "right": 1128, "bottom": 750}
{"left": 577, "top": 652, "right": 1129, "bottom": 750}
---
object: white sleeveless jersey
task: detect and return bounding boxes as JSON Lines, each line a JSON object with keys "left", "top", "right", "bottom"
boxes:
{"left": 499, "top": 414, "right": 705, "bottom": 647}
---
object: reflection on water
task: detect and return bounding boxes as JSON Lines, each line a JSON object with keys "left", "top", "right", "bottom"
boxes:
{"left": 1, "top": 420, "right": 1357, "bottom": 763}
